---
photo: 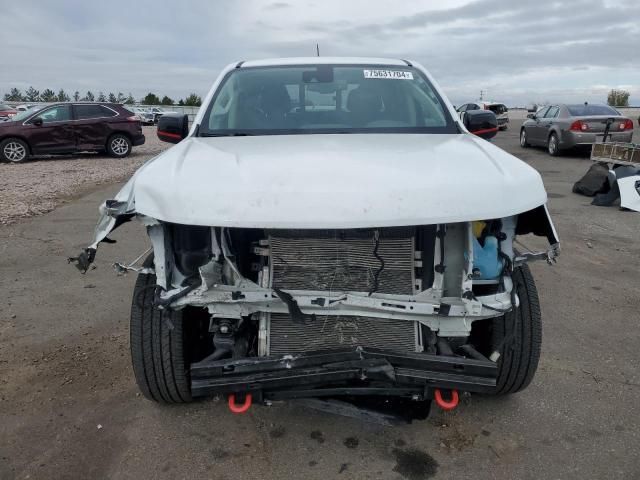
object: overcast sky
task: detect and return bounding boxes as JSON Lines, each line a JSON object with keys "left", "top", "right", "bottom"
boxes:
{"left": 1, "top": 0, "right": 639, "bottom": 106}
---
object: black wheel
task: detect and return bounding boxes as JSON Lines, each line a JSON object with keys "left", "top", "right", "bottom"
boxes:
{"left": 519, "top": 129, "right": 530, "bottom": 148}
{"left": 547, "top": 132, "right": 561, "bottom": 156}
{"left": 490, "top": 264, "right": 542, "bottom": 395}
{"left": 0, "top": 137, "right": 29, "bottom": 163}
{"left": 107, "top": 133, "right": 132, "bottom": 158}
{"left": 130, "top": 255, "right": 192, "bottom": 403}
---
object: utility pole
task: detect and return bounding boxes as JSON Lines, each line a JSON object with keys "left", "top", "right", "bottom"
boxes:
{"left": 316, "top": 43, "right": 320, "bottom": 57}
{"left": 479, "top": 90, "right": 485, "bottom": 101}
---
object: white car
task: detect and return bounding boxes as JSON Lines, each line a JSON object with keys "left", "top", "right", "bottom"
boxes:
{"left": 73, "top": 58, "right": 559, "bottom": 413}
{"left": 130, "top": 107, "right": 155, "bottom": 125}
{"left": 148, "top": 106, "right": 177, "bottom": 124}
{"left": 457, "top": 101, "right": 510, "bottom": 130}
{"left": 15, "top": 104, "right": 39, "bottom": 112}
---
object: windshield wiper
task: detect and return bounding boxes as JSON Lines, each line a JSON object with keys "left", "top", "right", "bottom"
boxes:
{"left": 200, "top": 132, "right": 254, "bottom": 137}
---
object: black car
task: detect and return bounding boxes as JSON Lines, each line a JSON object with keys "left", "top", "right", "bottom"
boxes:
{"left": 0, "top": 102, "right": 145, "bottom": 163}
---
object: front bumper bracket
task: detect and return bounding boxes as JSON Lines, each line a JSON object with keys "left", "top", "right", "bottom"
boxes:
{"left": 190, "top": 347, "right": 498, "bottom": 399}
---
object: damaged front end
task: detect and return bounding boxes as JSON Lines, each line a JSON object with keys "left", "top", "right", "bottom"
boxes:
{"left": 72, "top": 196, "right": 559, "bottom": 405}
{"left": 69, "top": 176, "right": 137, "bottom": 273}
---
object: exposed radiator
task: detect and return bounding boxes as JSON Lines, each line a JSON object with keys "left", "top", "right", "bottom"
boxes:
{"left": 266, "top": 228, "right": 420, "bottom": 355}
{"left": 268, "top": 228, "right": 416, "bottom": 295}
{"left": 268, "top": 314, "right": 419, "bottom": 355}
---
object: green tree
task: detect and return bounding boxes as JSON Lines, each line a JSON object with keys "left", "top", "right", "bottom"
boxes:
{"left": 178, "top": 99, "right": 185, "bottom": 106}
{"left": 142, "top": 92, "right": 161, "bottom": 105}
{"left": 161, "top": 95, "right": 174, "bottom": 105}
{"left": 3, "top": 88, "right": 24, "bottom": 101}
{"left": 607, "top": 89, "right": 630, "bottom": 107}
{"left": 184, "top": 93, "right": 202, "bottom": 106}
{"left": 97, "top": 92, "right": 106, "bottom": 102}
{"left": 108, "top": 92, "right": 117, "bottom": 103}
{"left": 25, "top": 86, "right": 40, "bottom": 102}
{"left": 40, "top": 89, "right": 57, "bottom": 102}
{"left": 84, "top": 91, "right": 95, "bottom": 102}
{"left": 57, "top": 89, "right": 70, "bottom": 102}
{"left": 73, "top": 91, "right": 80, "bottom": 101}
{"left": 124, "top": 93, "right": 136, "bottom": 104}
{"left": 117, "top": 92, "right": 126, "bottom": 103}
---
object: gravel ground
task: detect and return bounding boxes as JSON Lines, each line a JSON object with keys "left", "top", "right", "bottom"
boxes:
{"left": 0, "top": 126, "right": 168, "bottom": 225}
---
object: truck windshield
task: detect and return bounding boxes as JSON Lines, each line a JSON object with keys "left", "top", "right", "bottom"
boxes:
{"left": 199, "top": 65, "right": 457, "bottom": 136}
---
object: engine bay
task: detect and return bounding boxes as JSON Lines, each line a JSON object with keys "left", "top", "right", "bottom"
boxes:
{"left": 124, "top": 206, "right": 558, "bottom": 364}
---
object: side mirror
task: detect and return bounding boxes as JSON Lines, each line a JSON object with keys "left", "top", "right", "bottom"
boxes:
{"left": 32, "top": 117, "right": 43, "bottom": 126}
{"left": 463, "top": 109, "right": 498, "bottom": 140}
{"left": 527, "top": 113, "right": 535, "bottom": 120}
{"left": 157, "top": 113, "right": 189, "bottom": 144}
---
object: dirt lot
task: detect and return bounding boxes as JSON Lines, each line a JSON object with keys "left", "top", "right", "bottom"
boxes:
{"left": 0, "top": 126, "right": 166, "bottom": 225}
{"left": 1, "top": 122, "right": 639, "bottom": 480}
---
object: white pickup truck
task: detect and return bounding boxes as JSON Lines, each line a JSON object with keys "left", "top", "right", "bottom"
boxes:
{"left": 73, "top": 57, "right": 559, "bottom": 414}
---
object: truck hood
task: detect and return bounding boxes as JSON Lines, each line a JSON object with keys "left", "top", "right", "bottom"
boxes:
{"left": 128, "top": 133, "right": 547, "bottom": 228}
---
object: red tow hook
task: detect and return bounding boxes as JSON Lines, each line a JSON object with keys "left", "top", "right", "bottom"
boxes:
{"left": 434, "top": 389, "right": 459, "bottom": 411}
{"left": 228, "top": 393, "right": 252, "bottom": 414}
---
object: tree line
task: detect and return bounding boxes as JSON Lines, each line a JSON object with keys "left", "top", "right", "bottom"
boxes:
{"left": 3, "top": 87, "right": 203, "bottom": 106}
{"left": 607, "top": 89, "right": 630, "bottom": 108}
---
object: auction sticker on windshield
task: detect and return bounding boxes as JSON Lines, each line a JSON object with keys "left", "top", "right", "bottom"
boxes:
{"left": 363, "top": 69, "right": 414, "bottom": 80}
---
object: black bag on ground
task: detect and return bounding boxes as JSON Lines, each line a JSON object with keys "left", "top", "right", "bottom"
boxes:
{"left": 573, "top": 162, "right": 610, "bottom": 197}
{"left": 592, "top": 165, "right": 640, "bottom": 206}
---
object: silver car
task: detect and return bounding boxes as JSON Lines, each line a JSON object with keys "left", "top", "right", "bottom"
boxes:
{"left": 520, "top": 103, "right": 634, "bottom": 156}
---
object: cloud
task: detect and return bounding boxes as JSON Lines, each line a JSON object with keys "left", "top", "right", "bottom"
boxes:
{"left": 0, "top": 0, "right": 638, "bottom": 105}
{"left": 267, "top": 2, "right": 291, "bottom": 9}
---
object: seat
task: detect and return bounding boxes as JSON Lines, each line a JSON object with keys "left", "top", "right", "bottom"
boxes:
{"left": 258, "top": 84, "right": 292, "bottom": 129}
{"left": 346, "top": 86, "right": 383, "bottom": 127}
{"left": 234, "top": 83, "right": 292, "bottom": 130}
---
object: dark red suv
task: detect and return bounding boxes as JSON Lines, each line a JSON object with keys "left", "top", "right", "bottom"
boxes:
{"left": 0, "top": 103, "right": 145, "bottom": 163}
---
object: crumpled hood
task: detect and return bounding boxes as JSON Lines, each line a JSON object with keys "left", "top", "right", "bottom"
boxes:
{"left": 130, "top": 133, "right": 547, "bottom": 228}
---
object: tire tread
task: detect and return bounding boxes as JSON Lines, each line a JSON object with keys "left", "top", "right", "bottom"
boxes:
{"left": 492, "top": 264, "right": 542, "bottom": 395}
{"left": 130, "top": 255, "right": 192, "bottom": 403}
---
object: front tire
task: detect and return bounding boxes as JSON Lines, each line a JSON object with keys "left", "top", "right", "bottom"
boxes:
{"left": 0, "top": 138, "right": 29, "bottom": 163}
{"left": 490, "top": 264, "right": 542, "bottom": 395}
{"left": 130, "top": 255, "right": 192, "bottom": 403}
{"left": 520, "top": 129, "right": 530, "bottom": 148}
{"left": 107, "top": 133, "right": 132, "bottom": 158}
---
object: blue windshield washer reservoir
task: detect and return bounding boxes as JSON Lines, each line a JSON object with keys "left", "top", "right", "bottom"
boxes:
{"left": 472, "top": 235, "right": 503, "bottom": 280}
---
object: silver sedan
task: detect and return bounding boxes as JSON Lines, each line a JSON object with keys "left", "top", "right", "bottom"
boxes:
{"left": 520, "top": 103, "right": 633, "bottom": 156}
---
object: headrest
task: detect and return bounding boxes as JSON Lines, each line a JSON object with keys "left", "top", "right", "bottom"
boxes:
{"left": 347, "top": 86, "right": 383, "bottom": 118}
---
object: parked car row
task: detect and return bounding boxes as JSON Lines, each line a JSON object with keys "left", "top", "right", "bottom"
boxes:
{"left": 520, "top": 103, "right": 634, "bottom": 156}
{"left": 457, "top": 102, "right": 509, "bottom": 130}
{"left": 0, "top": 102, "right": 145, "bottom": 162}
{"left": 16, "top": 104, "right": 41, "bottom": 112}
{"left": 129, "top": 106, "right": 177, "bottom": 125}
{"left": 129, "top": 107, "right": 155, "bottom": 125}
{"left": 0, "top": 104, "right": 18, "bottom": 121}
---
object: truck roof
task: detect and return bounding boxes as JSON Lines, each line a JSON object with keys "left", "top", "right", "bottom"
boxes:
{"left": 240, "top": 57, "right": 412, "bottom": 68}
